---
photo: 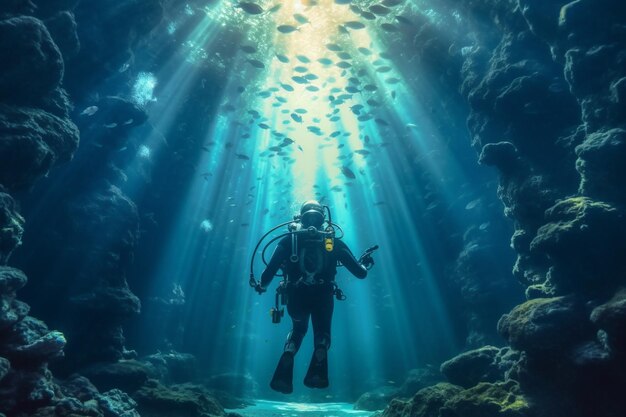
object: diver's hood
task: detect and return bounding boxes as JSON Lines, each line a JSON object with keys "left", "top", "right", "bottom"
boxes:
{"left": 300, "top": 200, "right": 324, "bottom": 228}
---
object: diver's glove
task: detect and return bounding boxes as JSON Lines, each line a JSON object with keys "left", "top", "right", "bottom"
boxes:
{"left": 360, "top": 255, "right": 374, "bottom": 270}
{"left": 254, "top": 283, "right": 267, "bottom": 294}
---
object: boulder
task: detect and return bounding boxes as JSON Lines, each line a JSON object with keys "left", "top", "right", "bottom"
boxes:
{"left": 44, "top": 11, "right": 80, "bottom": 59}
{"left": 384, "top": 383, "right": 464, "bottom": 417}
{"left": 133, "top": 380, "right": 224, "bottom": 417}
{"left": 576, "top": 129, "right": 626, "bottom": 205}
{"left": 440, "top": 346, "right": 502, "bottom": 388}
{"left": 498, "top": 297, "right": 592, "bottom": 355}
{"left": 97, "top": 389, "right": 140, "bottom": 417}
{"left": 0, "top": 104, "right": 79, "bottom": 191}
{"left": 439, "top": 381, "right": 530, "bottom": 417}
{"left": 0, "top": 17, "right": 64, "bottom": 103}
{"left": 530, "top": 197, "right": 626, "bottom": 294}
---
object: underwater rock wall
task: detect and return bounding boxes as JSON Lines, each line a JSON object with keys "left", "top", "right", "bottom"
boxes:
{"left": 379, "top": 0, "right": 626, "bottom": 416}
{"left": 2, "top": 1, "right": 237, "bottom": 416}
{"left": 6, "top": 0, "right": 163, "bottom": 375}
{"left": 0, "top": 2, "right": 82, "bottom": 415}
{"left": 388, "top": 0, "right": 626, "bottom": 416}
{"left": 0, "top": 2, "right": 193, "bottom": 417}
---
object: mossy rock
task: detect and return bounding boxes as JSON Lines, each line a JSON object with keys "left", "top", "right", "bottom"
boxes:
{"left": 530, "top": 197, "right": 626, "bottom": 293}
{"left": 497, "top": 296, "right": 591, "bottom": 355}
{"left": 133, "top": 380, "right": 224, "bottom": 417}
{"left": 381, "top": 383, "right": 463, "bottom": 417}
{"left": 440, "top": 346, "right": 501, "bottom": 388}
{"left": 440, "top": 381, "right": 530, "bottom": 417}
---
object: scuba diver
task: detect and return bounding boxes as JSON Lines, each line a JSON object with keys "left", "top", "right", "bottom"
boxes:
{"left": 249, "top": 200, "right": 377, "bottom": 394}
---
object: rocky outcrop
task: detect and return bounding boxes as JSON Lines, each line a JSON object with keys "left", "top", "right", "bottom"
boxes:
{"left": 0, "top": 267, "right": 87, "bottom": 416}
{"left": 133, "top": 380, "right": 225, "bottom": 417}
{"left": 0, "top": 1, "right": 163, "bottom": 415}
{"left": 377, "top": 1, "right": 626, "bottom": 417}
{"left": 0, "top": 189, "right": 24, "bottom": 264}
{"left": 440, "top": 346, "right": 519, "bottom": 389}
{"left": 380, "top": 381, "right": 529, "bottom": 417}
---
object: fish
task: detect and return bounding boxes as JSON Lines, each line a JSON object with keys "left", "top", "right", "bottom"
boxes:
{"left": 354, "top": 149, "right": 370, "bottom": 155}
{"left": 292, "top": 76, "right": 309, "bottom": 84}
{"left": 306, "top": 85, "right": 320, "bottom": 92}
{"left": 277, "top": 25, "right": 298, "bottom": 33}
{"left": 375, "top": 118, "right": 389, "bottom": 126}
{"left": 386, "top": 77, "right": 400, "bottom": 84}
{"left": 104, "top": 123, "right": 118, "bottom": 128}
{"left": 350, "top": 104, "right": 364, "bottom": 113}
{"left": 363, "top": 84, "right": 378, "bottom": 91}
{"left": 308, "top": 126, "right": 323, "bottom": 135}
{"left": 296, "top": 55, "right": 311, "bottom": 63}
{"left": 357, "top": 47, "right": 372, "bottom": 55}
{"left": 247, "top": 59, "right": 265, "bottom": 69}
{"left": 267, "top": 4, "right": 282, "bottom": 13}
{"left": 304, "top": 73, "right": 318, "bottom": 80}
{"left": 318, "top": 58, "right": 333, "bottom": 65}
{"left": 369, "top": 4, "right": 391, "bottom": 15}
{"left": 236, "top": 154, "right": 250, "bottom": 160}
{"left": 281, "top": 83, "right": 294, "bottom": 92}
{"left": 291, "top": 113, "right": 303, "bottom": 123}
{"left": 341, "top": 166, "right": 356, "bottom": 179}
{"left": 258, "top": 123, "right": 270, "bottom": 129}
{"left": 294, "top": 66, "right": 308, "bottom": 73}
{"left": 326, "top": 43, "right": 342, "bottom": 51}
{"left": 465, "top": 199, "right": 481, "bottom": 210}
{"left": 238, "top": 2, "right": 264, "bottom": 14}
{"left": 240, "top": 45, "right": 257, "bottom": 53}
{"left": 345, "top": 86, "right": 360, "bottom": 93}
{"left": 344, "top": 21, "right": 365, "bottom": 29}
{"left": 381, "top": 23, "right": 399, "bottom": 32}
{"left": 360, "top": 11, "right": 377, "bottom": 20}
{"left": 383, "top": 0, "right": 403, "bottom": 5}
{"left": 80, "top": 106, "right": 98, "bottom": 116}
{"left": 336, "top": 61, "right": 351, "bottom": 69}
{"left": 295, "top": 108, "right": 308, "bottom": 114}
{"left": 376, "top": 65, "right": 392, "bottom": 73}
{"left": 276, "top": 53, "right": 290, "bottom": 63}
{"left": 293, "top": 13, "right": 309, "bottom": 24}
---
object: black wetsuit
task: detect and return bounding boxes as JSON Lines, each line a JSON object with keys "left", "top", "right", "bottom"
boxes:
{"left": 260, "top": 235, "right": 366, "bottom": 354}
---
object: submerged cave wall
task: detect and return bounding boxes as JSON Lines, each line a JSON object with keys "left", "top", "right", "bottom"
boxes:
{"left": 2, "top": 0, "right": 239, "bottom": 415}
{"left": 382, "top": 0, "right": 626, "bottom": 416}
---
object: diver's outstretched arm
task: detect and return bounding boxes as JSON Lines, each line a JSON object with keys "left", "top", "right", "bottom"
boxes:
{"left": 336, "top": 240, "right": 367, "bottom": 279}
